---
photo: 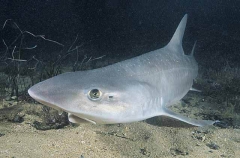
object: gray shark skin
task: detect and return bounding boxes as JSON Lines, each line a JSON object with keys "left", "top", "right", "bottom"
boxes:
{"left": 28, "top": 14, "right": 215, "bottom": 126}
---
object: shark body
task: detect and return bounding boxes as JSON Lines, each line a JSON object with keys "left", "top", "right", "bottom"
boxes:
{"left": 28, "top": 14, "right": 215, "bottom": 126}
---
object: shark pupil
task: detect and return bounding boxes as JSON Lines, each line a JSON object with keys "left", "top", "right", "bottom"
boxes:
{"left": 89, "top": 89, "right": 101, "bottom": 100}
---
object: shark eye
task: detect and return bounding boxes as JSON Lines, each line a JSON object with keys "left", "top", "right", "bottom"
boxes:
{"left": 88, "top": 89, "right": 102, "bottom": 101}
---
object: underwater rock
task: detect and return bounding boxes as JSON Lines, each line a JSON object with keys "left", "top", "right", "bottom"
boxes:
{"left": 11, "top": 96, "right": 17, "bottom": 100}
{"left": 31, "top": 106, "right": 70, "bottom": 130}
{"left": 12, "top": 114, "right": 24, "bottom": 123}
{"left": 5, "top": 96, "right": 17, "bottom": 101}
{"left": 206, "top": 142, "right": 220, "bottom": 150}
{"left": 5, "top": 96, "right": 11, "bottom": 101}
{"left": 140, "top": 147, "right": 151, "bottom": 156}
{"left": 0, "top": 105, "right": 23, "bottom": 121}
{"left": 214, "top": 121, "right": 229, "bottom": 128}
{"left": 32, "top": 111, "right": 69, "bottom": 130}
{"left": 32, "top": 120, "right": 69, "bottom": 130}
{"left": 170, "top": 148, "right": 189, "bottom": 156}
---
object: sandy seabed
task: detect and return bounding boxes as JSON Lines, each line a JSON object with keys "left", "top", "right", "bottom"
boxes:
{"left": 0, "top": 103, "right": 239, "bottom": 158}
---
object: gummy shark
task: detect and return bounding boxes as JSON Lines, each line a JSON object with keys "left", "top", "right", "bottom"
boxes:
{"left": 28, "top": 14, "right": 215, "bottom": 126}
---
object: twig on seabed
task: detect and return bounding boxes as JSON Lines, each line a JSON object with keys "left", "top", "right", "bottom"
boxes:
{"left": 78, "top": 54, "right": 87, "bottom": 70}
{"left": 2, "top": 19, "right": 64, "bottom": 47}
{"left": 85, "top": 55, "right": 106, "bottom": 64}
{"left": 68, "top": 34, "right": 79, "bottom": 52}
{"left": 28, "top": 56, "right": 41, "bottom": 70}
{"left": 7, "top": 58, "right": 27, "bottom": 62}
{"left": 24, "top": 31, "right": 64, "bottom": 47}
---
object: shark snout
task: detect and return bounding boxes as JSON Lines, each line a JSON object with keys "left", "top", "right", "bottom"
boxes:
{"left": 28, "top": 81, "right": 77, "bottom": 113}
{"left": 28, "top": 84, "right": 59, "bottom": 109}
{"left": 28, "top": 85, "right": 50, "bottom": 105}
{"left": 28, "top": 85, "right": 41, "bottom": 102}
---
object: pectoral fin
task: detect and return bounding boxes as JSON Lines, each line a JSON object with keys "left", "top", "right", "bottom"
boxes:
{"left": 158, "top": 97, "right": 215, "bottom": 127}
{"left": 161, "top": 107, "right": 215, "bottom": 127}
{"left": 190, "top": 87, "right": 201, "bottom": 92}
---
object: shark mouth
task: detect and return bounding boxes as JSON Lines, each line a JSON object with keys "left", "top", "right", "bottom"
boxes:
{"left": 68, "top": 113, "right": 96, "bottom": 124}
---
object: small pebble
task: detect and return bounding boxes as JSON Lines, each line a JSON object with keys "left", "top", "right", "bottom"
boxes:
{"left": 207, "top": 142, "right": 220, "bottom": 150}
{"left": 11, "top": 96, "right": 17, "bottom": 100}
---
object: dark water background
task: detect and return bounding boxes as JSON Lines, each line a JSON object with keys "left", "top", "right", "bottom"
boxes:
{"left": 0, "top": 0, "right": 240, "bottom": 69}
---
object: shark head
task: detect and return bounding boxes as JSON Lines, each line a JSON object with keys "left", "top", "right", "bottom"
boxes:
{"left": 28, "top": 70, "right": 152, "bottom": 124}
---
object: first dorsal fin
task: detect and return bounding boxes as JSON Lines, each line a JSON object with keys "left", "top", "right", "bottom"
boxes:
{"left": 167, "top": 14, "right": 188, "bottom": 53}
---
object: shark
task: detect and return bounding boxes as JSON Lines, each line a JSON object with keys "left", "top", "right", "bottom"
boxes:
{"left": 28, "top": 14, "right": 216, "bottom": 126}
